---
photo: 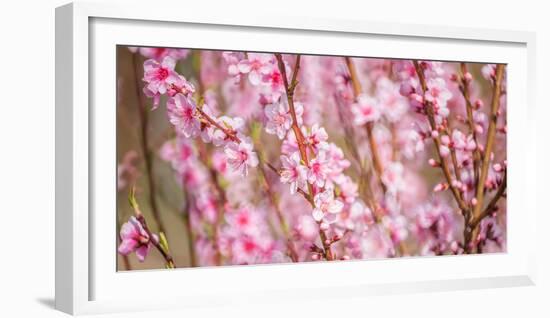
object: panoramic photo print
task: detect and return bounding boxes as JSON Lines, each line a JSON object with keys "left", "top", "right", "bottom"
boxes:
{"left": 116, "top": 46, "right": 507, "bottom": 270}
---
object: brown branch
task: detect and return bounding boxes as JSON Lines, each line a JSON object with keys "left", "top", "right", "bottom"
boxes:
{"left": 443, "top": 123, "right": 462, "bottom": 181}
{"left": 472, "top": 169, "right": 507, "bottom": 227}
{"left": 131, "top": 53, "right": 167, "bottom": 234}
{"left": 345, "top": 57, "right": 408, "bottom": 256}
{"left": 459, "top": 63, "right": 482, "bottom": 183}
{"left": 275, "top": 53, "right": 334, "bottom": 261}
{"left": 264, "top": 162, "right": 312, "bottom": 204}
{"left": 196, "top": 140, "right": 227, "bottom": 266}
{"left": 413, "top": 61, "right": 469, "bottom": 215}
{"left": 469, "top": 64, "right": 505, "bottom": 247}
{"left": 195, "top": 106, "right": 241, "bottom": 143}
{"left": 345, "top": 57, "right": 387, "bottom": 193}
{"left": 129, "top": 187, "right": 176, "bottom": 268}
{"left": 255, "top": 149, "right": 299, "bottom": 262}
{"left": 182, "top": 188, "right": 198, "bottom": 267}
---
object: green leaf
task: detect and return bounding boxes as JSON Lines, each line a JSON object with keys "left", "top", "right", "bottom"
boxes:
{"left": 159, "top": 232, "right": 170, "bottom": 254}
{"left": 128, "top": 186, "right": 139, "bottom": 210}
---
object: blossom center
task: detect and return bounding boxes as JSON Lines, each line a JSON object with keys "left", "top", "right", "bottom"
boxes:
{"left": 243, "top": 240, "right": 256, "bottom": 253}
{"left": 156, "top": 67, "right": 170, "bottom": 81}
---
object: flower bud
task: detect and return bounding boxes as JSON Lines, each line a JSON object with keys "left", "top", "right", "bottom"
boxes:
{"left": 474, "top": 99, "right": 483, "bottom": 109}
{"left": 475, "top": 124, "right": 484, "bottom": 134}
{"left": 450, "top": 241, "right": 459, "bottom": 253}
{"left": 493, "top": 163, "right": 503, "bottom": 172}
{"left": 320, "top": 222, "right": 329, "bottom": 231}
{"left": 464, "top": 72, "right": 473, "bottom": 83}
{"left": 428, "top": 158, "right": 439, "bottom": 167}
{"left": 410, "top": 93, "right": 424, "bottom": 104}
{"left": 433, "top": 183, "right": 449, "bottom": 192}
{"left": 471, "top": 198, "right": 478, "bottom": 206}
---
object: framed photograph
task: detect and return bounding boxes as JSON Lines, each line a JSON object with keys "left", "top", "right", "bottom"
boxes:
{"left": 55, "top": 1, "right": 537, "bottom": 315}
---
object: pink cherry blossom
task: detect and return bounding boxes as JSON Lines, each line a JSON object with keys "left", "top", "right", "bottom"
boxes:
{"left": 264, "top": 102, "right": 293, "bottom": 139}
{"left": 262, "top": 65, "right": 285, "bottom": 97}
{"left": 351, "top": 93, "right": 381, "bottom": 125}
{"left": 307, "top": 150, "right": 330, "bottom": 187}
{"left": 224, "top": 139, "right": 259, "bottom": 176}
{"left": 338, "top": 176, "right": 359, "bottom": 204}
{"left": 312, "top": 187, "right": 344, "bottom": 224}
{"left": 143, "top": 57, "right": 179, "bottom": 96}
{"left": 303, "top": 123, "right": 328, "bottom": 151}
{"left": 280, "top": 152, "right": 308, "bottom": 194}
{"left": 118, "top": 216, "right": 157, "bottom": 262}
{"left": 167, "top": 94, "right": 200, "bottom": 137}
{"left": 425, "top": 78, "right": 452, "bottom": 114}
{"left": 481, "top": 64, "right": 497, "bottom": 80}
{"left": 382, "top": 162, "right": 405, "bottom": 195}
{"left": 237, "top": 53, "right": 274, "bottom": 85}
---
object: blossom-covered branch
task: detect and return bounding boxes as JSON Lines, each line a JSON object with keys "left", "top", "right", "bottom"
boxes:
{"left": 119, "top": 187, "right": 176, "bottom": 268}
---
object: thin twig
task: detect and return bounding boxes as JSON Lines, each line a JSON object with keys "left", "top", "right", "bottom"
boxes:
{"left": 468, "top": 64, "right": 505, "bottom": 250}
{"left": 459, "top": 63, "right": 482, "bottom": 184}
{"left": 131, "top": 52, "right": 167, "bottom": 234}
{"left": 472, "top": 169, "right": 507, "bottom": 227}
{"left": 472, "top": 64, "right": 505, "bottom": 218}
{"left": 275, "top": 53, "right": 334, "bottom": 261}
{"left": 413, "top": 61, "right": 469, "bottom": 215}
{"left": 254, "top": 140, "right": 299, "bottom": 262}
{"left": 345, "top": 57, "right": 407, "bottom": 256}
{"left": 182, "top": 188, "right": 198, "bottom": 267}
{"left": 345, "top": 57, "right": 388, "bottom": 193}
{"left": 129, "top": 187, "right": 176, "bottom": 268}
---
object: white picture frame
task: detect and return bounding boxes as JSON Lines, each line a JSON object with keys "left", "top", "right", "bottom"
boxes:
{"left": 55, "top": 1, "right": 537, "bottom": 315}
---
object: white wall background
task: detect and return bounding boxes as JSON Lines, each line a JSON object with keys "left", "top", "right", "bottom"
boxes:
{"left": 0, "top": 0, "right": 547, "bottom": 317}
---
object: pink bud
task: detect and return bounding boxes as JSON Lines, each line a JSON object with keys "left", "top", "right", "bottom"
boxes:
{"left": 471, "top": 198, "right": 478, "bottom": 206}
{"left": 431, "top": 130, "right": 439, "bottom": 138}
{"left": 428, "top": 158, "right": 438, "bottom": 167}
{"left": 475, "top": 124, "right": 483, "bottom": 134}
{"left": 324, "top": 239, "right": 331, "bottom": 245}
{"left": 474, "top": 99, "right": 483, "bottom": 109}
{"left": 450, "top": 241, "right": 459, "bottom": 253}
{"left": 499, "top": 125, "right": 507, "bottom": 134}
{"left": 311, "top": 253, "right": 320, "bottom": 261}
{"left": 464, "top": 72, "right": 473, "bottom": 82}
{"left": 341, "top": 255, "right": 350, "bottom": 260}
{"left": 320, "top": 222, "right": 329, "bottom": 231}
{"left": 441, "top": 135, "right": 450, "bottom": 145}
{"left": 493, "top": 163, "right": 503, "bottom": 172}
{"left": 410, "top": 93, "right": 424, "bottom": 104}
{"left": 439, "top": 145, "right": 450, "bottom": 157}
{"left": 450, "top": 73, "right": 458, "bottom": 82}
{"left": 433, "top": 183, "right": 448, "bottom": 192}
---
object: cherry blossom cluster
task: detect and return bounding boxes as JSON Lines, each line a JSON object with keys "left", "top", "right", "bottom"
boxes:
{"left": 143, "top": 56, "right": 259, "bottom": 177}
